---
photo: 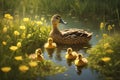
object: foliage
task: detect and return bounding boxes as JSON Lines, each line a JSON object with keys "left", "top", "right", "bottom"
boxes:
{"left": 1, "top": 0, "right": 120, "bottom": 19}
{"left": 87, "top": 33, "right": 120, "bottom": 80}
{"left": 0, "top": 14, "right": 66, "bottom": 80}
{"left": 0, "top": 13, "right": 51, "bottom": 53}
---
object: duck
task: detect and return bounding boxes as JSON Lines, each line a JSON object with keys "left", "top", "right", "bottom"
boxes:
{"left": 65, "top": 48, "right": 78, "bottom": 60}
{"left": 74, "top": 54, "right": 88, "bottom": 67}
{"left": 35, "top": 48, "right": 44, "bottom": 61}
{"left": 28, "top": 48, "right": 44, "bottom": 61}
{"left": 49, "top": 14, "right": 93, "bottom": 45}
{"left": 44, "top": 37, "right": 57, "bottom": 49}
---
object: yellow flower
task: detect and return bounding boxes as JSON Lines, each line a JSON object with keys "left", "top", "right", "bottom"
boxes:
{"left": 27, "top": 34, "right": 32, "bottom": 38}
{"left": 41, "top": 17, "right": 44, "bottom": 21}
{"left": 14, "top": 56, "right": 23, "bottom": 61}
{"left": 2, "top": 41, "right": 7, "bottom": 45}
{"left": 23, "top": 18, "right": 30, "bottom": 22}
{"left": 29, "top": 61, "right": 38, "bottom": 67}
{"left": 20, "top": 25, "right": 26, "bottom": 30}
{"left": 14, "top": 31, "right": 20, "bottom": 36}
{"left": 4, "top": 14, "right": 11, "bottom": 18}
{"left": 8, "top": 16, "right": 13, "bottom": 20}
{"left": 17, "top": 42, "right": 21, "bottom": 48}
{"left": 108, "top": 25, "right": 112, "bottom": 31}
{"left": 3, "top": 27, "right": 7, "bottom": 33}
{"left": 31, "top": 21, "right": 35, "bottom": 26}
{"left": 1, "top": 67, "right": 11, "bottom": 73}
{"left": 101, "top": 57, "right": 111, "bottom": 62}
{"left": 19, "top": 65, "right": 29, "bottom": 72}
{"left": 102, "top": 34, "right": 108, "bottom": 38}
{"left": 100, "top": 22, "right": 105, "bottom": 30}
{"left": 21, "top": 33, "right": 26, "bottom": 38}
{"left": 106, "top": 49, "right": 114, "bottom": 54}
{"left": 6, "top": 35, "right": 11, "bottom": 39}
{"left": 4, "top": 13, "right": 13, "bottom": 20}
{"left": 104, "top": 43, "right": 111, "bottom": 49}
{"left": 36, "top": 21, "right": 43, "bottom": 25}
{"left": 9, "top": 46, "right": 18, "bottom": 51}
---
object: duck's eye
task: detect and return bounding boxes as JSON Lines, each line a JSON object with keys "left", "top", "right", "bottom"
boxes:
{"left": 56, "top": 16, "right": 61, "bottom": 19}
{"left": 56, "top": 17, "right": 59, "bottom": 19}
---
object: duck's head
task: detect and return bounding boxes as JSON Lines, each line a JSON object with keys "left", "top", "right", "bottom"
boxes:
{"left": 77, "top": 54, "right": 83, "bottom": 60}
{"left": 67, "top": 48, "right": 73, "bottom": 54}
{"left": 48, "top": 37, "right": 53, "bottom": 45}
{"left": 35, "top": 48, "right": 42, "bottom": 55}
{"left": 51, "top": 14, "right": 67, "bottom": 26}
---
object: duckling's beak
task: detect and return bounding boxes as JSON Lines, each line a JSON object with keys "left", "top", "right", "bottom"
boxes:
{"left": 59, "top": 18, "right": 67, "bottom": 24}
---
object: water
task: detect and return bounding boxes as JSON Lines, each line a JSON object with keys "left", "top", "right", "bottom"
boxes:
{"left": 40, "top": 16, "right": 104, "bottom": 80}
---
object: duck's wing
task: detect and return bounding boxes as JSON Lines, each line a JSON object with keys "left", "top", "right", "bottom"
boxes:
{"left": 61, "top": 28, "right": 92, "bottom": 38}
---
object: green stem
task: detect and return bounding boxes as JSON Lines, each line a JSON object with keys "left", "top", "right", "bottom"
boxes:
{"left": 116, "top": 8, "right": 120, "bottom": 26}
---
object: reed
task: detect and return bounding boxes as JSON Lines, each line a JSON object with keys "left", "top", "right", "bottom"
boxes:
{"left": 1, "top": 0, "right": 120, "bottom": 19}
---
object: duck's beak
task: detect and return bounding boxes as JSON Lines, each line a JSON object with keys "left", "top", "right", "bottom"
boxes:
{"left": 59, "top": 18, "right": 67, "bottom": 24}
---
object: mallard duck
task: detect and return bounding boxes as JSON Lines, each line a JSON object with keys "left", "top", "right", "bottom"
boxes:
{"left": 44, "top": 37, "right": 57, "bottom": 49}
{"left": 74, "top": 54, "right": 88, "bottom": 67}
{"left": 65, "top": 48, "right": 78, "bottom": 60}
{"left": 49, "top": 14, "right": 93, "bottom": 45}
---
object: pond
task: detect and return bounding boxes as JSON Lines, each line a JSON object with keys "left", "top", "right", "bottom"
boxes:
{"left": 38, "top": 16, "right": 104, "bottom": 80}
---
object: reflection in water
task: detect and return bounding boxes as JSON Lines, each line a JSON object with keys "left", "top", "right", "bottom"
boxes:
{"left": 44, "top": 40, "right": 91, "bottom": 61}
{"left": 45, "top": 48, "right": 55, "bottom": 59}
{"left": 75, "top": 66, "right": 83, "bottom": 75}
{"left": 55, "top": 47, "right": 62, "bottom": 61}
{"left": 56, "top": 43, "right": 91, "bottom": 52}
{"left": 44, "top": 43, "right": 91, "bottom": 77}
{"left": 66, "top": 59, "right": 74, "bottom": 66}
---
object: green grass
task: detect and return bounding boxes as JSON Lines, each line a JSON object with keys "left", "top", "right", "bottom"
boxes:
{"left": 1, "top": 0, "right": 120, "bottom": 19}
{"left": 87, "top": 33, "right": 120, "bottom": 80}
{"left": 0, "top": 14, "right": 66, "bottom": 80}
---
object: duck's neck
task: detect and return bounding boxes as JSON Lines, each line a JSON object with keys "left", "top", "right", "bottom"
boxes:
{"left": 52, "top": 25, "right": 61, "bottom": 34}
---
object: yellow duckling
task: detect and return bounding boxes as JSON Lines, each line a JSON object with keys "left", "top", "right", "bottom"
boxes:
{"left": 74, "top": 54, "right": 88, "bottom": 67}
{"left": 65, "top": 48, "right": 78, "bottom": 60}
{"left": 44, "top": 38, "right": 57, "bottom": 49}
{"left": 28, "top": 48, "right": 44, "bottom": 61}
{"left": 35, "top": 48, "right": 44, "bottom": 61}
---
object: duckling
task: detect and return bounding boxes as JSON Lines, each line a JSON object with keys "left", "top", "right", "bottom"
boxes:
{"left": 35, "top": 48, "right": 44, "bottom": 61}
{"left": 28, "top": 48, "right": 44, "bottom": 61}
{"left": 44, "top": 37, "right": 57, "bottom": 49}
{"left": 65, "top": 48, "right": 78, "bottom": 60}
{"left": 36, "top": 52, "right": 44, "bottom": 61}
{"left": 74, "top": 54, "right": 88, "bottom": 67}
{"left": 49, "top": 14, "right": 93, "bottom": 45}
{"left": 35, "top": 48, "right": 42, "bottom": 55}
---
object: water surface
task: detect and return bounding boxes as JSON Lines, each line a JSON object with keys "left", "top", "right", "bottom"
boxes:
{"left": 40, "top": 16, "right": 104, "bottom": 80}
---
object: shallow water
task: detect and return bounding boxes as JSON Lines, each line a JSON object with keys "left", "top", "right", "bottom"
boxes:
{"left": 40, "top": 16, "right": 104, "bottom": 80}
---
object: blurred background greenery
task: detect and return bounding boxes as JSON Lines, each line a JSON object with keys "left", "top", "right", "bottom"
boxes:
{"left": 0, "top": 0, "right": 120, "bottom": 20}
